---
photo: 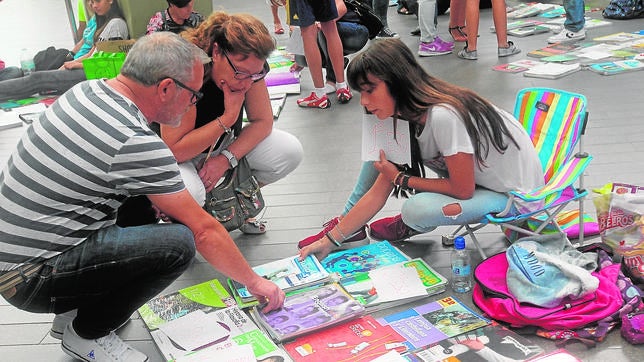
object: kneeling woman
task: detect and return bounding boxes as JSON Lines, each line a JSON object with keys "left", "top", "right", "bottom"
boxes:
{"left": 299, "top": 38, "right": 543, "bottom": 260}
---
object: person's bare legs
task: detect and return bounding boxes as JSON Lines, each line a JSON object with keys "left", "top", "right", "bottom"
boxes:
{"left": 319, "top": 20, "right": 345, "bottom": 84}
{"left": 301, "top": 24, "right": 324, "bottom": 88}
{"left": 491, "top": 0, "right": 510, "bottom": 47}
{"left": 464, "top": 0, "right": 480, "bottom": 50}
{"left": 449, "top": 0, "right": 467, "bottom": 41}
{"left": 271, "top": 4, "right": 284, "bottom": 34}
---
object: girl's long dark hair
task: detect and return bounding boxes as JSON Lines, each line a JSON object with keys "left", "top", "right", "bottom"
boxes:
{"left": 347, "top": 38, "right": 520, "bottom": 175}
{"left": 94, "top": 0, "right": 126, "bottom": 43}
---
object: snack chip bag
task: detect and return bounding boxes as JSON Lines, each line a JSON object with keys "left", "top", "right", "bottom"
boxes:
{"left": 593, "top": 182, "right": 644, "bottom": 283}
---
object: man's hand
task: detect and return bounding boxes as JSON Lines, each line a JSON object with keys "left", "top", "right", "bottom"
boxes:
{"left": 246, "top": 277, "right": 286, "bottom": 313}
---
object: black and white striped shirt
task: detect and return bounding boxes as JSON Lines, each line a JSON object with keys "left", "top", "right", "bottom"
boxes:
{"left": 0, "top": 80, "right": 185, "bottom": 271}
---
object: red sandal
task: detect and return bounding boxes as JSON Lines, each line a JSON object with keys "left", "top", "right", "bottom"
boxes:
{"left": 274, "top": 23, "right": 285, "bottom": 35}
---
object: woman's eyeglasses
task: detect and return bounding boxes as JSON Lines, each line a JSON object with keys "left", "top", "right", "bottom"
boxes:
{"left": 167, "top": 77, "right": 203, "bottom": 105}
{"left": 222, "top": 51, "right": 270, "bottom": 82}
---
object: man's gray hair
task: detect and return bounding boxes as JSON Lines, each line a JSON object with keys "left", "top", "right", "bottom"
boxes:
{"left": 120, "top": 32, "right": 209, "bottom": 86}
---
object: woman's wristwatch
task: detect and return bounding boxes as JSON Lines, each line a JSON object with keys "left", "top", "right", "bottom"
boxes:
{"left": 221, "top": 149, "right": 238, "bottom": 168}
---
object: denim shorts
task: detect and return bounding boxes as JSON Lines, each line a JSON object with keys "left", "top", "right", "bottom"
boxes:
{"left": 292, "top": 0, "right": 338, "bottom": 27}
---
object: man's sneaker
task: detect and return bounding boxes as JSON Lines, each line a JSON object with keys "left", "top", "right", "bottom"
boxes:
{"left": 498, "top": 41, "right": 521, "bottom": 57}
{"left": 62, "top": 323, "right": 148, "bottom": 362}
{"left": 50, "top": 309, "right": 78, "bottom": 339}
{"left": 297, "top": 92, "right": 330, "bottom": 109}
{"left": 418, "top": 37, "right": 454, "bottom": 57}
{"left": 548, "top": 28, "right": 586, "bottom": 44}
{"left": 457, "top": 47, "right": 478, "bottom": 60}
{"left": 369, "top": 214, "right": 421, "bottom": 242}
{"left": 336, "top": 87, "right": 353, "bottom": 104}
{"left": 298, "top": 217, "right": 369, "bottom": 250}
{"left": 376, "top": 27, "right": 400, "bottom": 39}
{"left": 51, "top": 310, "right": 131, "bottom": 340}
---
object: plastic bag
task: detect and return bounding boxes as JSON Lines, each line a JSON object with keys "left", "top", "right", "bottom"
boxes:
{"left": 592, "top": 182, "right": 644, "bottom": 283}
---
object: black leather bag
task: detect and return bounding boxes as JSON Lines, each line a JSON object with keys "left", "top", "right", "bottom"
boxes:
{"left": 204, "top": 156, "right": 265, "bottom": 231}
{"left": 34, "top": 46, "right": 71, "bottom": 71}
{"left": 344, "top": 0, "right": 384, "bottom": 39}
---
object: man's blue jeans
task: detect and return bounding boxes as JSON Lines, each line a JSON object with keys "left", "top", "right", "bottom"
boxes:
{"left": 5, "top": 223, "right": 195, "bottom": 339}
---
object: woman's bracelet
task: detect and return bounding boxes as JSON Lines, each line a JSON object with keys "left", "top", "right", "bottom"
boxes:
{"left": 334, "top": 226, "right": 348, "bottom": 242}
{"left": 393, "top": 171, "right": 404, "bottom": 186}
{"left": 325, "top": 232, "right": 342, "bottom": 247}
{"left": 216, "top": 117, "right": 231, "bottom": 134}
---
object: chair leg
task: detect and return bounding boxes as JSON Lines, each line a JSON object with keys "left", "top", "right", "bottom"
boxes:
{"left": 465, "top": 224, "right": 488, "bottom": 260}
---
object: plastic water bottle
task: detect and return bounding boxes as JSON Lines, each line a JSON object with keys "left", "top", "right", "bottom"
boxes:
{"left": 451, "top": 236, "right": 472, "bottom": 293}
{"left": 20, "top": 48, "right": 35, "bottom": 76}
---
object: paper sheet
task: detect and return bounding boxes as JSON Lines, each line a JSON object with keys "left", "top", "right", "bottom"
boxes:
{"left": 361, "top": 114, "right": 411, "bottom": 165}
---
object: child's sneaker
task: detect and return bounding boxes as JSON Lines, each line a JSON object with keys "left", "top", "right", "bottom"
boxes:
{"left": 336, "top": 87, "right": 353, "bottom": 104}
{"left": 498, "top": 41, "right": 521, "bottom": 57}
{"left": 418, "top": 37, "right": 454, "bottom": 57}
{"left": 547, "top": 28, "right": 586, "bottom": 44}
{"left": 297, "top": 92, "right": 330, "bottom": 109}
{"left": 62, "top": 323, "right": 148, "bottom": 362}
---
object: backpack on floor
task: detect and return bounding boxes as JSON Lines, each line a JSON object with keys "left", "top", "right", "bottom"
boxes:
{"left": 602, "top": 0, "right": 644, "bottom": 19}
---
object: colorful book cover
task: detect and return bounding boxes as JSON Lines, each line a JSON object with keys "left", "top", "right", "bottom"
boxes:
{"left": 508, "top": 25, "right": 550, "bottom": 37}
{"left": 138, "top": 278, "right": 237, "bottom": 331}
{"left": 404, "top": 321, "right": 544, "bottom": 362}
{"left": 493, "top": 59, "right": 543, "bottom": 73}
{"left": 251, "top": 282, "right": 366, "bottom": 343}
{"left": 376, "top": 296, "right": 490, "bottom": 351}
{"left": 340, "top": 258, "right": 447, "bottom": 312}
{"left": 283, "top": 315, "right": 408, "bottom": 362}
{"left": 229, "top": 255, "right": 332, "bottom": 303}
{"left": 321, "top": 241, "right": 411, "bottom": 278}
{"left": 593, "top": 32, "right": 644, "bottom": 43}
{"left": 150, "top": 305, "right": 292, "bottom": 362}
{"left": 588, "top": 59, "right": 644, "bottom": 75}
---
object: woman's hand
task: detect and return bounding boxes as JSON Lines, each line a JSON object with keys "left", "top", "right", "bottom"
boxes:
{"left": 298, "top": 237, "right": 336, "bottom": 262}
{"left": 245, "top": 276, "right": 286, "bottom": 313}
{"left": 373, "top": 150, "right": 400, "bottom": 182}
{"left": 198, "top": 155, "right": 230, "bottom": 192}
{"left": 59, "top": 60, "right": 83, "bottom": 70}
{"left": 219, "top": 79, "right": 248, "bottom": 125}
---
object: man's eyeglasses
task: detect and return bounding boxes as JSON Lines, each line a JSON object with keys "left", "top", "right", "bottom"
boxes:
{"left": 168, "top": 77, "right": 203, "bottom": 105}
{"left": 222, "top": 51, "right": 270, "bottom": 82}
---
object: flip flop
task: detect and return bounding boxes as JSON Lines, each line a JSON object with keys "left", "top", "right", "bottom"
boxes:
{"left": 397, "top": 7, "right": 412, "bottom": 15}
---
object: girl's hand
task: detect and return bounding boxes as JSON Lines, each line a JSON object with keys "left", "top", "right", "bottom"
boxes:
{"left": 373, "top": 150, "right": 400, "bottom": 182}
{"left": 298, "top": 237, "right": 336, "bottom": 262}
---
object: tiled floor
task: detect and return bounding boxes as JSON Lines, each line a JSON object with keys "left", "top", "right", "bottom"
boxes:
{"left": 1, "top": 0, "right": 643, "bottom": 361}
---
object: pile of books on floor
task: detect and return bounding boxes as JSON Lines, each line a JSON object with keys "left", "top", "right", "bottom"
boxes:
{"left": 493, "top": 31, "right": 644, "bottom": 78}
{"left": 137, "top": 241, "right": 580, "bottom": 361}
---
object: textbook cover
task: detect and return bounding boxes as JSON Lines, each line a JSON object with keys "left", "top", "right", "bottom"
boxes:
{"left": 321, "top": 241, "right": 411, "bottom": 279}
{"left": 283, "top": 315, "right": 408, "bottom": 362}
{"left": 228, "top": 254, "right": 332, "bottom": 305}
{"left": 405, "top": 321, "right": 544, "bottom": 362}
{"left": 251, "top": 283, "right": 365, "bottom": 343}
{"left": 376, "top": 296, "right": 490, "bottom": 351}
{"left": 340, "top": 258, "right": 448, "bottom": 312}
{"left": 587, "top": 59, "right": 644, "bottom": 75}
{"left": 138, "top": 278, "right": 236, "bottom": 331}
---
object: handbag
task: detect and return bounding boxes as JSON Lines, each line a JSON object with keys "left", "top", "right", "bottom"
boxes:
{"left": 343, "top": 0, "right": 384, "bottom": 39}
{"left": 202, "top": 144, "right": 265, "bottom": 231}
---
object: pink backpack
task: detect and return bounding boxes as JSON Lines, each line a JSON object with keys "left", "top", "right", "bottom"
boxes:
{"left": 472, "top": 252, "right": 623, "bottom": 331}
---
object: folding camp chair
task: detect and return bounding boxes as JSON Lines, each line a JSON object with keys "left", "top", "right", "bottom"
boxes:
{"left": 444, "top": 87, "right": 592, "bottom": 259}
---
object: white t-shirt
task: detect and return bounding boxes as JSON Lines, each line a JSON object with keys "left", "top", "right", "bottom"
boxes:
{"left": 416, "top": 104, "right": 544, "bottom": 195}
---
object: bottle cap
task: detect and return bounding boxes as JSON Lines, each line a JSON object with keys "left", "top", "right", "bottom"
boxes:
{"left": 454, "top": 236, "right": 466, "bottom": 250}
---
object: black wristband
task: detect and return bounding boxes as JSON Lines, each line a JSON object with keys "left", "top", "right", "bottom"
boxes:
{"left": 401, "top": 175, "right": 411, "bottom": 190}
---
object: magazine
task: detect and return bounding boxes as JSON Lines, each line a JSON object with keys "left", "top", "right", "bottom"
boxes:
{"left": 229, "top": 254, "right": 332, "bottom": 305}
{"left": 138, "top": 278, "right": 237, "bottom": 331}
{"left": 283, "top": 315, "right": 408, "bottom": 362}
{"left": 321, "top": 240, "right": 411, "bottom": 279}
{"left": 508, "top": 25, "right": 550, "bottom": 37}
{"left": 376, "top": 296, "right": 490, "bottom": 351}
{"left": 526, "top": 348, "right": 582, "bottom": 362}
{"left": 150, "top": 305, "right": 292, "bottom": 362}
{"left": 404, "top": 322, "right": 544, "bottom": 362}
{"left": 340, "top": 258, "right": 448, "bottom": 312}
{"left": 493, "top": 59, "right": 543, "bottom": 73}
{"left": 251, "top": 282, "right": 366, "bottom": 343}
